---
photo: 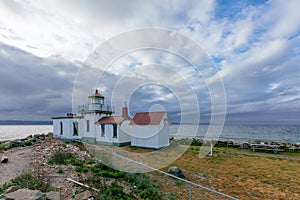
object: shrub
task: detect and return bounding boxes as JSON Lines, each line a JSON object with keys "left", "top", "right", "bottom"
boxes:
{"left": 175, "top": 180, "right": 183, "bottom": 186}
{"left": 75, "top": 166, "right": 83, "bottom": 172}
{"left": 102, "top": 181, "right": 130, "bottom": 200}
{"left": 48, "top": 150, "right": 74, "bottom": 165}
{"left": 86, "top": 159, "right": 96, "bottom": 165}
{"left": 56, "top": 168, "right": 64, "bottom": 173}
{"left": 82, "top": 167, "right": 89, "bottom": 173}
{"left": 99, "top": 170, "right": 124, "bottom": 178}
{"left": 191, "top": 139, "right": 203, "bottom": 146}
{"left": 25, "top": 140, "right": 33, "bottom": 146}
{"left": 139, "top": 188, "right": 160, "bottom": 199}
{"left": 0, "top": 144, "right": 5, "bottom": 152}
{"left": 10, "top": 174, "right": 42, "bottom": 190}
{"left": 91, "top": 163, "right": 110, "bottom": 174}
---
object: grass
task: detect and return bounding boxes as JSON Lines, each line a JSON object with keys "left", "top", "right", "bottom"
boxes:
{"left": 157, "top": 146, "right": 300, "bottom": 199}
{"left": 0, "top": 174, "right": 52, "bottom": 194}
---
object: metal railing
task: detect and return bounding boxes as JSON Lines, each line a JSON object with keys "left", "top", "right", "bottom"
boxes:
{"left": 78, "top": 104, "right": 115, "bottom": 113}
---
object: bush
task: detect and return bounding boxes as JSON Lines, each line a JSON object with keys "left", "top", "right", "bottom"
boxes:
{"left": 75, "top": 166, "right": 83, "bottom": 172}
{"left": 0, "top": 144, "right": 5, "bottom": 152}
{"left": 48, "top": 150, "right": 74, "bottom": 165}
{"left": 99, "top": 170, "right": 124, "bottom": 178}
{"left": 11, "top": 174, "right": 39, "bottom": 189}
{"left": 139, "top": 188, "right": 160, "bottom": 199}
{"left": 56, "top": 168, "right": 64, "bottom": 173}
{"left": 102, "top": 181, "right": 130, "bottom": 200}
{"left": 91, "top": 163, "right": 110, "bottom": 174}
{"left": 191, "top": 139, "right": 203, "bottom": 146}
{"left": 86, "top": 159, "right": 96, "bottom": 165}
{"left": 82, "top": 167, "right": 89, "bottom": 173}
{"left": 25, "top": 140, "right": 33, "bottom": 146}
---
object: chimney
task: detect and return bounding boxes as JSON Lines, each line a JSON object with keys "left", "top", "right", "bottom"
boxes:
{"left": 122, "top": 101, "right": 129, "bottom": 118}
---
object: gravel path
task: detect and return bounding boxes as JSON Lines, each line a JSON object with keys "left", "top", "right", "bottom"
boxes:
{"left": 0, "top": 147, "right": 33, "bottom": 185}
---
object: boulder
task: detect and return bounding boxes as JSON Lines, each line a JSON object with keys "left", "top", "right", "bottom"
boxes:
{"left": 168, "top": 166, "right": 184, "bottom": 178}
{"left": 75, "top": 191, "right": 92, "bottom": 200}
{"left": 45, "top": 191, "right": 60, "bottom": 200}
{"left": 1, "top": 155, "right": 8, "bottom": 163}
{"left": 2, "top": 189, "right": 45, "bottom": 200}
{"left": 4, "top": 186, "right": 19, "bottom": 194}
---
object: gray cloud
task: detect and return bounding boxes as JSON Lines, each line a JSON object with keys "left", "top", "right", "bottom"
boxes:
{"left": 0, "top": 42, "right": 79, "bottom": 120}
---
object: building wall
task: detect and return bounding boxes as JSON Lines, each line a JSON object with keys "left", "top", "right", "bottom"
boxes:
{"left": 118, "top": 120, "right": 131, "bottom": 143}
{"left": 81, "top": 113, "right": 103, "bottom": 143}
{"left": 95, "top": 120, "right": 131, "bottom": 145}
{"left": 96, "top": 123, "right": 113, "bottom": 143}
{"left": 158, "top": 121, "right": 170, "bottom": 147}
{"left": 130, "top": 125, "right": 160, "bottom": 148}
{"left": 53, "top": 118, "right": 82, "bottom": 140}
{"left": 130, "top": 116, "right": 170, "bottom": 149}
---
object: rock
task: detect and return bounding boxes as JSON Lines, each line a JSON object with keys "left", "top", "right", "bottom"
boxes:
{"left": 45, "top": 191, "right": 60, "bottom": 200}
{"left": 47, "top": 132, "right": 53, "bottom": 138}
{"left": 75, "top": 191, "right": 92, "bottom": 200}
{"left": 4, "top": 186, "right": 19, "bottom": 194}
{"left": 3, "top": 189, "right": 45, "bottom": 200}
{"left": 1, "top": 155, "right": 8, "bottom": 163}
{"left": 240, "top": 143, "right": 250, "bottom": 149}
{"left": 168, "top": 166, "right": 184, "bottom": 178}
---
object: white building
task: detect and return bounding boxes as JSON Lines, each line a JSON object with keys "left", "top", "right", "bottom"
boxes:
{"left": 130, "top": 112, "right": 171, "bottom": 149}
{"left": 52, "top": 90, "right": 171, "bottom": 148}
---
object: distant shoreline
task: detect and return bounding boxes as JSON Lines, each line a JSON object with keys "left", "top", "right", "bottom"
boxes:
{"left": 0, "top": 120, "right": 52, "bottom": 125}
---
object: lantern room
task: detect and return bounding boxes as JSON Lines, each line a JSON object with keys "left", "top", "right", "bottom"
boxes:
{"left": 88, "top": 89, "right": 104, "bottom": 110}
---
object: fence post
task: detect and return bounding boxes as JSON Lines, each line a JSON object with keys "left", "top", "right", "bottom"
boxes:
{"left": 190, "top": 182, "right": 193, "bottom": 200}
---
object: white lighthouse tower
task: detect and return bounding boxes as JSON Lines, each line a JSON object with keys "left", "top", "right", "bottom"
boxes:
{"left": 88, "top": 89, "right": 104, "bottom": 110}
{"left": 79, "top": 89, "right": 114, "bottom": 143}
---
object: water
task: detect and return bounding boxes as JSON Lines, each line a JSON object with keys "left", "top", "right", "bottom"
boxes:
{"left": 0, "top": 125, "right": 53, "bottom": 142}
{"left": 1, "top": 124, "right": 299, "bottom": 144}
{"left": 170, "top": 124, "right": 300, "bottom": 144}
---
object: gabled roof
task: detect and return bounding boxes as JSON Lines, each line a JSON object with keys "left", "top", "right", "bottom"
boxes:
{"left": 129, "top": 112, "right": 167, "bottom": 125}
{"left": 97, "top": 116, "right": 126, "bottom": 124}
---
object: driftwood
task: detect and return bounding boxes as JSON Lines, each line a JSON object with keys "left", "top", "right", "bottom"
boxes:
{"left": 66, "top": 178, "right": 100, "bottom": 192}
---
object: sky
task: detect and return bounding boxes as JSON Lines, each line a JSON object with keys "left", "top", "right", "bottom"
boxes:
{"left": 0, "top": 0, "right": 299, "bottom": 125}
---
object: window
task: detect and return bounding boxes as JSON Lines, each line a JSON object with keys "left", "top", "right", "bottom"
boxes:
{"left": 73, "top": 121, "right": 79, "bottom": 136}
{"left": 60, "top": 121, "right": 63, "bottom": 135}
{"left": 86, "top": 120, "right": 90, "bottom": 132}
{"left": 101, "top": 124, "right": 105, "bottom": 137}
{"left": 113, "top": 124, "right": 117, "bottom": 138}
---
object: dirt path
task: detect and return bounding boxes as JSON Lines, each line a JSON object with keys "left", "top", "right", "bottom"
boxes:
{"left": 0, "top": 147, "right": 33, "bottom": 185}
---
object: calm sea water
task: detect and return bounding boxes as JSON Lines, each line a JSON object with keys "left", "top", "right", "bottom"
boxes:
{"left": 170, "top": 124, "right": 300, "bottom": 143}
{"left": 0, "top": 125, "right": 52, "bottom": 142}
{"left": 1, "top": 125, "right": 299, "bottom": 144}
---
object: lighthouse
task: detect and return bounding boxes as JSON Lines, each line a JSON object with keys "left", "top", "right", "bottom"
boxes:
{"left": 88, "top": 89, "right": 104, "bottom": 110}
{"left": 78, "top": 89, "right": 114, "bottom": 143}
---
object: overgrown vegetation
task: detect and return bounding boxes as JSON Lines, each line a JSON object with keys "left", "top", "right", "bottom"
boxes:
{"left": 47, "top": 150, "right": 74, "bottom": 165}
{"left": 44, "top": 149, "right": 174, "bottom": 199}
{"left": 0, "top": 174, "right": 51, "bottom": 194}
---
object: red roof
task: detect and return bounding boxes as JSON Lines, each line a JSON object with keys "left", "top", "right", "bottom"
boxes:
{"left": 89, "top": 89, "right": 104, "bottom": 98}
{"left": 129, "top": 112, "right": 166, "bottom": 125}
{"left": 97, "top": 116, "right": 126, "bottom": 124}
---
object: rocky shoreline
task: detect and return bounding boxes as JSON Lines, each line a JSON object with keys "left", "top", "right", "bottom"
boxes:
{"left": 173, "top": 137, "right": 300, "bottom": 153}
{"left": 0, "top": 133, "right": 95, "bottom": 199}
{"left": 0, "top": 133, "right": 177, "bottom": 200}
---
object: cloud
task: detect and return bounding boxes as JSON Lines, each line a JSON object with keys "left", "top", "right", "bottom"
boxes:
{"left": 0, "top": 0, "right": 299, "bottom": 124}
{"left": 0, "top": 42, "right": 79, "bottom": 120}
